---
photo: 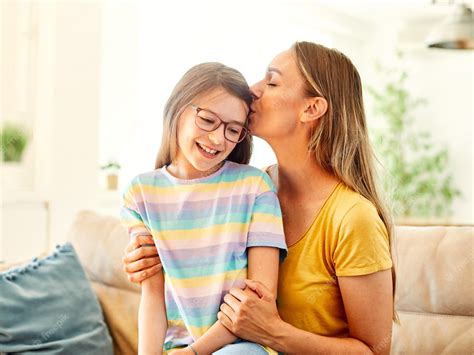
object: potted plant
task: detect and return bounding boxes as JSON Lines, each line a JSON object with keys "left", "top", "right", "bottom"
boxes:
{"left": 366, "top": 62, "right": 460, "bottom": 224}
{"left": 0, "top": 122, "right": 30, "bottom": 190}
{"left": 0, "top": 122, "right": 29, "bottom": 162}
{"left": 100, "top": 160, "right": 121, "bottom": 190}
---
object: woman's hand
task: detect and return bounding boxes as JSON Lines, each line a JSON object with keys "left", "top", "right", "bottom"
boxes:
{"left": 122, "top": 235, "right": 162, "bottom": 283}
{"left": 217, "top": 279, "right": 284, "bottom": 345}
{"left": 168, "top": 346, "right": 195, "bottom": 355}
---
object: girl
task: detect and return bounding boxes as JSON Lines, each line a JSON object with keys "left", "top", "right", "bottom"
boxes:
{"left": 120, "top": 62, "right": 287, "bottom": 355}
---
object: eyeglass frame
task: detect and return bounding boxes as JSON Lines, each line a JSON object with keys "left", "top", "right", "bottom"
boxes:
{"left": 189, "top": 104, "right": 249, "bottom": 144}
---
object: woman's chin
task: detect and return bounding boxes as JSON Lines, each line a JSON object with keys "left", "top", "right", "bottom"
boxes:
{"left": 249, "top": 124, "right": 264, "bottom": 138}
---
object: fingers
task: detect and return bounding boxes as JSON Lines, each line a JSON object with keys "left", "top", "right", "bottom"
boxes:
{"left": 124, "top": 238, "right": 139, "bottom": 254}
{"left": 127, "top": 263, "right": 162, "bottom": 284}
{"left": 135, "top": 234, "right": 155, "bottom": 245}
{"left": 124, "top": 235, "right": 154, "bottom": 254}
{"left": 220, "top": 302, "right": 236, "bottom": 321}
{"left": 223, "top": 293, "right": 241, "bottom": 312}
{"left": 123, "top": 256, "right": 161, "bottom": 274}
{"left": 228, "top": 287, "right": 250, "bottom": 302}
{"left": 123, "top": 244, "right": 159, "bottom": 265}
{"left": 244, "top": 279, "right": 262, "bottom": 297}
{"left": 244, "top": 279, "right": 274, "bottom": 300}
{"left": 217, "top": 311, "right": 233, "bottom": 329}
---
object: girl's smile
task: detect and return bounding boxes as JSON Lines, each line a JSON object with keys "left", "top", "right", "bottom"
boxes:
{"left": 196, "top": 142, "right": 221, "bottom": 158}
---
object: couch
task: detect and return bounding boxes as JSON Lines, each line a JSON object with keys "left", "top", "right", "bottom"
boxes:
{"left": 2, "top": 210, "right": 473, "bottom": 354}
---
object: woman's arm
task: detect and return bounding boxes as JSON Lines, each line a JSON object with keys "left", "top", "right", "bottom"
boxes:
{"left": 173, "top": 247, "right": 280, "bottom": 355}
{"left": 219, "top": 269, "right": 393, "bottom": 354}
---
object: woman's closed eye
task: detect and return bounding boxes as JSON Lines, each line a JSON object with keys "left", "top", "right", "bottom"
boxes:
{"left": 266, "top": 82, "right": 277, "bottom": 87}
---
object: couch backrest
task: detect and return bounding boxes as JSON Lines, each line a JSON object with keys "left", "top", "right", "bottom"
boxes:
{"left": 67, "top": 210, "right": 140, "bottom": 294}
{"left": 67, "top": 211, "right": 473, "bottom": 354}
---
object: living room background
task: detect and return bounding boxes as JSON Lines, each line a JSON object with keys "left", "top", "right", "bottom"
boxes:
{"left": 1, "top": 0, "right": 472, "bottom": 262}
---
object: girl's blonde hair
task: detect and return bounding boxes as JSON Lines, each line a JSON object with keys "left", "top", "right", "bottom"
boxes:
{"left": 293, "top": 41, "right": 399, "bottom": 323}
{"left": 155, "top": 62, "right": 253, "bottom": 169}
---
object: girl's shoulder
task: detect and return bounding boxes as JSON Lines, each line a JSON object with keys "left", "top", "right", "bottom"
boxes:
{"left": 224, "top": 162, "right": 276, "bottom": 190}
{"left": 126, "top": 168, "right": 169, "bottom": 188}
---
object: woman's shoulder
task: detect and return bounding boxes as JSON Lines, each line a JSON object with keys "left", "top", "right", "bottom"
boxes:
{"left": 328, "top": 183, "right": 382, "bottom": 225}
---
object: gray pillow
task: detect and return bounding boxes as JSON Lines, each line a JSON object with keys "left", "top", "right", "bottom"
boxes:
{"left": 0, "top": 243, "right": 113, "bottom": 354}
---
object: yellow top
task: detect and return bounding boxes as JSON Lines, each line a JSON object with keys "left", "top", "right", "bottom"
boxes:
{"left": 277, "top": 182, "right": 393, "bottom": 337}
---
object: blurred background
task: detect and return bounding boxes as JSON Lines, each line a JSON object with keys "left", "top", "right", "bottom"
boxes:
{"left": 1, "top": 0, "right": 473, "bottom": 263}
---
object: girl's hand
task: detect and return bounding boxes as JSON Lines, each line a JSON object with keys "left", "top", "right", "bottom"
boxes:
{"left": 168, "top": 346, "right": 196, "bottom": 355}
{"left": 122, "top": 235, "right": 162, "bottom": 283}
{"left": 217, "top": 279, "right": 284, "bottom": 345}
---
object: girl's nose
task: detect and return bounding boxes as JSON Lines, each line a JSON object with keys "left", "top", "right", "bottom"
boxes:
{"left": 208, "top": 124, "right": 226, "bottom": 145}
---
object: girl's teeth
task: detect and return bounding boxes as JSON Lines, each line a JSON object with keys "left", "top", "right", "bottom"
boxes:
{"left": 198, "top": 143, "right": 217, "bottom": 155}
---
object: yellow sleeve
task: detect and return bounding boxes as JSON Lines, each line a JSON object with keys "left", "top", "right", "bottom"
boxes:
{"left": 333, "top": 202, "right": 392, "bottom": 277}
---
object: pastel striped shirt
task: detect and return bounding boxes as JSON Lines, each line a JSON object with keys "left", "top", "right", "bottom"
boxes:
{"left": 120, "top": 161, "right": 287, "bottom": 350}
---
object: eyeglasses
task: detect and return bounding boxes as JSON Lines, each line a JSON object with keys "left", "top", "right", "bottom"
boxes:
{"left": 190, "top": 104, "right": 248, "bottom": 144}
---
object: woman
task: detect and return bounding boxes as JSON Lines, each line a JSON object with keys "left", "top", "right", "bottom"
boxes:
{"left": 122, "top": 41, "right": 397, "bottom": 354}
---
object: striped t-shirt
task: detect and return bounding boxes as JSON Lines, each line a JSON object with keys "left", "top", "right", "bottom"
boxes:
{"left": 120, "top": 161, "right": 287, "bottom": 350}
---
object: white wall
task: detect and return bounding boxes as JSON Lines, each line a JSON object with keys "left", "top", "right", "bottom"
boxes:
{"left": 99, "top": 0, "right": 139, "bottom": 188}
{"left": 50, "top": 2, "right": 102, "bottom": 245}
{"left": 34, "top": 1, "right": 102, "bottom": 245}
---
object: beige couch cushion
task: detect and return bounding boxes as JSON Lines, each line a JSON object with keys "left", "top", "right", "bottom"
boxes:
{"left": 392, "top": 226, "right": 473, "bottom": 354}
{"left": 394, "top": 226, "right": 473, "bottom": 316}
{"left": 392, "top": 311, "right": 473, "bottom": 354}
{"left": 67, "top": 210, "right": 140, "bottom": 294}
{"left": 91, "top": 281, "right": 140, "bottom": 355}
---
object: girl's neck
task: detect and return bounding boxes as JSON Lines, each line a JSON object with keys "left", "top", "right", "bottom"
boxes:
{"left": 166, "top": 160, "right": 225, "bottom": 180}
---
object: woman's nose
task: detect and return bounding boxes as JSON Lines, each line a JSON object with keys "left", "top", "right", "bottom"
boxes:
{"left": 250, "top": 82, "right": 262, "bottom": 100}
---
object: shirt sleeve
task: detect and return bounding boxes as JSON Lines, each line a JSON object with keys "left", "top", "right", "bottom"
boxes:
{"left": 247, "top": 173, "right": 288, "bottom": 261}
{"left": 120, "top": 178, "right": 152, "bottom": 239}
{"left": 333, "top": 201, "right": 393, "bottom": 277}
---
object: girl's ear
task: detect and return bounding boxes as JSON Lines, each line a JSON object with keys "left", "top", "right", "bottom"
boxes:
{"left": 301, "top": 97, "right": 328, "bottom": 123}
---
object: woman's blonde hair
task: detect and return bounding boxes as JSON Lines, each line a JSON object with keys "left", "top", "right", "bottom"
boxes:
{"left": 155, "top": 62, "right": 253, "bottom": 169}
{"left": 293, "top": 41, "right": 399, "bottom": 323}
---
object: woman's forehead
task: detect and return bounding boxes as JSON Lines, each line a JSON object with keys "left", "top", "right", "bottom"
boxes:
{"left": 268, "top": 49, "right": 296, "bottom": 74}
{"left": 268, "top": 49, "right": 304, "bottom": 89}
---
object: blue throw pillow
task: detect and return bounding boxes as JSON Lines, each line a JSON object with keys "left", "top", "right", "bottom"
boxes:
{"left": 0, "top": 243, "right": 113, "bottom": 354}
